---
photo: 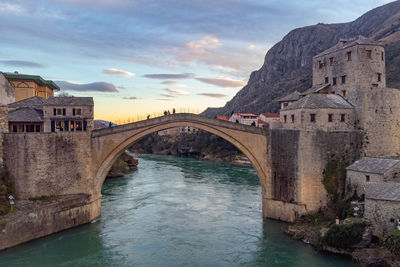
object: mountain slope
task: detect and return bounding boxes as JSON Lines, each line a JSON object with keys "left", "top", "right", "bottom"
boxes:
{"left": 202, "top": 1, "right": 400, "bottom": 117}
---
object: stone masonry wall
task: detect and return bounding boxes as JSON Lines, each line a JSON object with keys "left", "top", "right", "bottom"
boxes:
{"left": 0, "top": 106, "right": 8, "bottom": 166}
{"left": 3, "top": 132, "right": 94, "bottom": 199}
{"left": 0, "top": 73, "right": 15, "bottom": 105}
{"left": 268, "top": 128, "right": 363, "bottom": 219}
{"left": 298, "top": 130, "right": 363, "bottom": 211}
{"left": 269, "top": 129, "right": 300, "bottom": 203}
{"left": 365, "top": 198, "right": 400, "bottom": 236}
{"left": 0, "top": 195, "right": 101, "bottom": 250}
{"left": 362, "top": 87, "right": 400, "bottom": 157}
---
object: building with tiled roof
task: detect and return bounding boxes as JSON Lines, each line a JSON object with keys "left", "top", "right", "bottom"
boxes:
{"left": 346, "top": 157, "right": 400, "bottom": 196}
{"left": 7, "top": 96, "right": 94, "bottom": 133}
{"left": 364, "top": 182, "right": 400, "bottom": 235}
{"left": 280, "top": 94, "right": 355, "bottom": 131}
{"left": 228, "top": 113, "right": 258, "bottom": 126}
{"left": 3, "top": 72, "right": 60, "bottom": 101}
{"left": 277, "top": 91, "right": 301, "bottom": 109}
{"left": 216, "top": 116, "right": 229, "bottom": 121}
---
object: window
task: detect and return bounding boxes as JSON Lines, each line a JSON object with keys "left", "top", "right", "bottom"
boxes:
{"left": 72, "top": 108, "right": 75, "bottom": 116}
{"left": 310, "top": 113, "right": 316, "bottom": 123}
{"left": 12, "top": 125, "right": 17, "bottom": 132}
{"left": 64, "top": 121, "right": 69, "bottom": 131}
{"left": 70, "top": 121, "right": 75, "bottom": 131}
{"left": 284, "top": 115, "right": 287, "bottom": 123}
{"left": 381, "top": 51, "right": 384, "bottom": 61}
{"left": 378, "top": 73, "right": 382, "bottom": 82}
{"left": 325, "top": 77, "right": 329, "bottom": 83}
{"left": 318, "top": 60, "right": 321, "bottom": 68}
{"left": 366, "top": 50, "right": 371, "bottom": 59}
{"left": 51, "top": 121, "right": 55, "bottom": 132}
{"left": 341, "top": 75, "right": 346, "bottom": 84}
{"left": 63, "top": 108, "right": 66, "bottom": 116}
{"left": 341, "top": 114, "right": 345, "bottom": 122}
{"left": 291, "top": 114, "right": 295, "bottom": 123}
{"left": 53, "top": 108, "right": 56, "bottom": 116}
{"left": 56, "top": 108, "right": 62, "bottom": 115}
{"left": 342, "top": 90, "right": 346, "bottom": 97}
{"left": 346, "top": 51, "right": 351, "bottom": 61}
{"left": 76, "top": 121, "right": 82, "bottom": 131}
{"left": 333, "top": 77, "right": 337, "bottom": 86}
{"left": 283, "top": 102, "right": 288, "bottom": 107}
{"left": 365, "top": 175, "right": 370, "bottom": 182}
{"left": 35, "top": 125, "right": 40, "bottom": 132}
{"left": 328, "top": 114, "right": 333, "bottom": 122}
{"left": 83, "top": 121, "right": 87, "bottom": 131}
{"left": 329, "top": 57, "right": 334, "bottom": 66}
{"left": 76, "top": 109, "right": 81, "bottom": 115}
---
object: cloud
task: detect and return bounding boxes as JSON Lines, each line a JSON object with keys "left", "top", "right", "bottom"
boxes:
{"left": 55, "top": 80, "right": 118, "bottom": 92}
{"left": 160, "top": 81, "right": 186, "bottom": 87}
{"left": 143, "top": 73, "right": 195, "bottom": 80}
{"left": 157, "top": 98, "right": 174, "bottom": 101}
{"left": 197, "top": 93, "right": 229, "bottom": 99}
{"left": 103, "top": 68, "right": 134, "bottom": 76}
{"left": 160, "top": 93, "right": 176, "bottom": 98}
{"left": 122, "top": 96, "right": 138, "bottom": 100}
{"left": 0, "top": 3, "right": 25, "bottom": 14}
{"left": 0, "top": 60, "right": 44, "bottom": 68}
{"left": 164, "top": 88, "right": 188, "bottom": 95}
{"left": 195, "top": 77, "right": 245, "bottom": 88}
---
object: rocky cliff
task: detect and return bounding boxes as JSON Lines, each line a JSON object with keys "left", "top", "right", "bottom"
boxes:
{"left": 202, "top": 1, "right": 400, "bottom": 117}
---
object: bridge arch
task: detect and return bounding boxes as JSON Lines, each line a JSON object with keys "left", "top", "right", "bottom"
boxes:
{"left": 91, "top": 114, "right": 269, "bottom": 198}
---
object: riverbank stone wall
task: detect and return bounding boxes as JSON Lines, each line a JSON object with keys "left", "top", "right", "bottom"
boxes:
{"left": 3, "top": 132, "right": 94, "bottom": 199}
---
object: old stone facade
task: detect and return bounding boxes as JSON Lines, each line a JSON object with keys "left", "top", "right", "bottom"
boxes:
{"left": 364, "top": 183, "right": 400, "bottom": 236}
{"left": 0, "top": 73, "right": 15, "bottom": 105}
{"left": 346, "top": 157, "right": 400, "bottom": 195}
{"left": 280, "top": 94, "right": 355, "bottom": 131}
{"left": 43, "top": 97, "right": 94, "bottom": 132}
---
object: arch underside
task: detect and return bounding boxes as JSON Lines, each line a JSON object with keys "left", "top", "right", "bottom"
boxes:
{"left": 93, "top": 121, "right": 268, "bottom": 196}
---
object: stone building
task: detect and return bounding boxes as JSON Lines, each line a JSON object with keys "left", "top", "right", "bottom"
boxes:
{"left": 279, "top": 35, "right": 400, "bottom": 157}
{"left": 277, "top": 91, "right": 301, "bottom": 109}
{"left": 7, "top": 97, "right": 45, "bottom": 132}
{"left": 5, "top": 96, "right": 94, "bottom": 133}
{"left": 346, "top": 157, "right": 400, "bottom": 196}
{"left": 43, "top": 97, "right": 94, "bottom": 132}
{"left": 229, "top": 113, "right": 258, "bottom": 126}
{"left": 280, "top": 94, "right": 355, "bottom": 131}
{"left": 3, "top": 72, "right": 59, "bottom": 101}
{"left": 365, "top": 182, "right": 400, "bottom": 235}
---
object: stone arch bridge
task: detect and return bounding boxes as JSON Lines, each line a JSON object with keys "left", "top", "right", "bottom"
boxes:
{"left": 91, "top": 113, "right": 269, "bottom": 200}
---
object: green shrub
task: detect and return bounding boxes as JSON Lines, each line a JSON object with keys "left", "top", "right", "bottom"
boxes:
{"left": 322, "top": 223, "right": 366, "bottom": 248}
{"left": 381, "top": 229, "right": 400, "bottom": 256}
{"left": 0, "top": 167, "right": 15, "bottom": 216}
{"left": 322, "top": 159, "right": 347, "bottom": 201}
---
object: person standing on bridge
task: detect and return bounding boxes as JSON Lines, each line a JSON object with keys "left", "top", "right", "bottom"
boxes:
{"left": 164, "top": 110, "right": 167, "bottom": 116}
{"left": 173, "top": 108, "right": 176, "bottom": 114}
{"left": 109, "top": 121, "right": 112, "bottom": 127}
{"left": 167, "top": 110, "right": 171, "bottom": 115}
{"left": 147, "top": 115, "right": 150, "bottom": 119}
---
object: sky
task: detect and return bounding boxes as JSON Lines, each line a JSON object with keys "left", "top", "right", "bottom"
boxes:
{"left": 0, "top": 0, "right": 394, "bottom": 122}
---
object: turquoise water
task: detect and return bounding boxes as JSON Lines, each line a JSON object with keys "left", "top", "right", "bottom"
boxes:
{"left": 0, "top": 154, "right": 352, "bottom": 266}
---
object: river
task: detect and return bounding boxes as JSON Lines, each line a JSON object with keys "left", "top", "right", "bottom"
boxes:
{"left": 0, "top": 154, "right": 352, "bottom": 266}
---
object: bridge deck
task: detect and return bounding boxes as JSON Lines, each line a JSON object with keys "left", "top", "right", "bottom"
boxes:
{"left": 92, "top": 113, "right": 267, "bottom": 137}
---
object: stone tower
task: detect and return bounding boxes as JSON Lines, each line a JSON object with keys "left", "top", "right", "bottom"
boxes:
{"left": 0, "top": 73, "right": 15, "bottom": 166}
{"left": 312, "top": 36, "right": 385, "bottom": 110}
{"left": 312, "top": 37, "right": 400, "bottom": 157}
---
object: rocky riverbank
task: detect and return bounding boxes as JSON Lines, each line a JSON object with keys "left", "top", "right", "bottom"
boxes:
{"left": 285, "top": 215, "right": 400, "bottom": 266}
{"left": 129, "top": 131, "right": 252, "bottom": 167}
{"left": 107, "top": 152, "right": 138, "bottom": 178}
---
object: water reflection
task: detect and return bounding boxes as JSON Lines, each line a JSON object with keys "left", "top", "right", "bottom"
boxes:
{"left": 0, "top": 154, "right": 352, "bottom": 266}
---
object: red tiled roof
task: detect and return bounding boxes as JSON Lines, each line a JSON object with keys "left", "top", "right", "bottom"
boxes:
{"left": 262, "top": 113, "right": 280, "bottom": 118}
{"left": 216, "top": 116, "right": 229, "bottom": 121}
{"left": 239, "top": 113, "right": 257, "bottom": 117}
